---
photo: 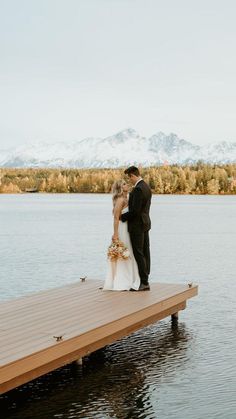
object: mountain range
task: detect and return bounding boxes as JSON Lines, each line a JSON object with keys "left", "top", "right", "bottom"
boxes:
{"left": 0, "top": 128, "right": 236, "bottom": 168}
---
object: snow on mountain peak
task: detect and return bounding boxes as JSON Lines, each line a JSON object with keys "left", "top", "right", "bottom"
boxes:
{"left": 0, "top": 128, "right": 236, "bottom": 168}
{"left": 105, "top": 128, "right": 141, "bottom": 143}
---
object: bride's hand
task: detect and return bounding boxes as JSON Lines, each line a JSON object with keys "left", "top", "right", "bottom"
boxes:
{"left": 112, "top": 234, "right": 119, "bottom": 242}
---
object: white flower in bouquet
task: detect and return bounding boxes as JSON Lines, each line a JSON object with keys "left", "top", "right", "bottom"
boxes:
{"left": 122, "top": 249, "right": 130, "bottom": 259}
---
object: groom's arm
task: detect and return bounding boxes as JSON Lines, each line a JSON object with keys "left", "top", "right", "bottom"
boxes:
{"left": 121, "top": 188, "right": 143, "bottom": 222}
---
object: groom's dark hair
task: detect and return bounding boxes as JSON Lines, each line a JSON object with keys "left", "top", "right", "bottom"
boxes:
{"left": 124, "top": 166, "right": 140, "bottom": 177}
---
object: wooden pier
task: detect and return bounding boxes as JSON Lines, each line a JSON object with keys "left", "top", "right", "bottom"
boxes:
{"left": 0, "top": 280, "right": 198, "bottom": 394}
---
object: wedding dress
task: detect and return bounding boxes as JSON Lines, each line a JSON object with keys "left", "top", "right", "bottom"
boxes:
{"left": 103, "top": 207, "right": 140, "bottom": 291}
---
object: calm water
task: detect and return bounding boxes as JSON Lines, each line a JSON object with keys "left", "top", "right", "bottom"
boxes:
{"left": 0, "top": 194, "right": 236, "bottom": 419}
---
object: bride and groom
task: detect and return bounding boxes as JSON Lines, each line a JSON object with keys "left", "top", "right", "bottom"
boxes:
{"left": 103, "top": 166, "right": 152, "bottom": 291}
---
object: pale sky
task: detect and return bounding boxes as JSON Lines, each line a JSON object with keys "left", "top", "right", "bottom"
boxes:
{"left": 1, "top": 0, "right": 236, "bottom": 149}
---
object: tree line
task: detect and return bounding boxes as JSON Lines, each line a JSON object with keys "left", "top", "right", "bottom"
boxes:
{"left": 0, "top": 163, "right": 236, "bottom": 194}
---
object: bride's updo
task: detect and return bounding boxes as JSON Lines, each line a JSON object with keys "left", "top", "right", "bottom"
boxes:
{"left": 112, "top": 180, "right": 124, "bottom": 207}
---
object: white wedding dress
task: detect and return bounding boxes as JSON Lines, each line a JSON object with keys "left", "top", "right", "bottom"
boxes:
{"left": 103, "top": 207, "right": 140, "bottom": 291}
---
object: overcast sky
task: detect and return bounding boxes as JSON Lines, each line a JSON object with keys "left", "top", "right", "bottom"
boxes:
{"left": 1, "top": 0, "right": 236, "bottom": 149}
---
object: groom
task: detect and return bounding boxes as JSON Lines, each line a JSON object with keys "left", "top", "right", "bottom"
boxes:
{"left": 121, "top": 166, "right": 152, "bottom": 291}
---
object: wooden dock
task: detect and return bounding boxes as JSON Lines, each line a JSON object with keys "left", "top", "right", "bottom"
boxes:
{"left": 0, "top": 280, "right": 198, "bottom": 394}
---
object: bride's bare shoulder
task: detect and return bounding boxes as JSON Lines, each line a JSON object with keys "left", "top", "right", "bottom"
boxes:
{"left": 113, "top": 197, "right": 125, "bottom": 214}
{"left": 114, "top": 197, "right": 125, "bottom": 208}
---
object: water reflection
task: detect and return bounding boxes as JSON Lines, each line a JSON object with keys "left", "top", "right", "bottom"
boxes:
{"left": 2, "top": 320, "right": 193, "bottom": 419}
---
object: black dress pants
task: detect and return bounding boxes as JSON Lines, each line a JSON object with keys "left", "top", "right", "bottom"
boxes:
{"left": 130, "top": 229, "right": 150, "bottom": 285}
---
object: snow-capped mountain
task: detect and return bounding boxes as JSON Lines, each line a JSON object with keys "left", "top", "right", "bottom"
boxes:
{"left": 0, "top": 128, "right": 236, "bottom": 168}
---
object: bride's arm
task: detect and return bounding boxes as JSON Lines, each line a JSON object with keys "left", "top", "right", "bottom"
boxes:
{"left": 112, "top": 198, "right": 124, "bottom": 241}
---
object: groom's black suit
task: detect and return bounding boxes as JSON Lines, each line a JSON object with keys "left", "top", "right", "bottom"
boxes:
{"left": 121, "top": 179, "right": 152, "bottom": 286}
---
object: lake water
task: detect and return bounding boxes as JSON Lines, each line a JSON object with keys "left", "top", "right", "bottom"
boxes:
{"left": 1, "top": 194, "right": 236, "bottom": 419}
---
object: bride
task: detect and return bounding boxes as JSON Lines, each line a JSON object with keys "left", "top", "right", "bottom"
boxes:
{"left": 103, "top": 179, "right": 140, "bottom": 291}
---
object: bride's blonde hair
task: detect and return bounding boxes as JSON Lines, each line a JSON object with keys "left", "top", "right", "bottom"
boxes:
{"left": 112, "top": 180, "right": 125, "bottom": 207}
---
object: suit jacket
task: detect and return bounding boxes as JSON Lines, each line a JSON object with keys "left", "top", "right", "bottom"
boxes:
{"left": 121, "top": 179, "right": 152, "bottom": 232}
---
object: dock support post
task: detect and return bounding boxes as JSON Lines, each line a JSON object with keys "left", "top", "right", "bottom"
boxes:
{"left": 75, "top": 357, "right": 83, "bottom": 366}
{"left": 171, "top": 312, "right": 179, "bottom": 322}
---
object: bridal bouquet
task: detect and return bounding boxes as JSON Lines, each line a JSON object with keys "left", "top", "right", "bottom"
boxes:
{"left": 107, "top": 240, "right": 130, "bottom": 261}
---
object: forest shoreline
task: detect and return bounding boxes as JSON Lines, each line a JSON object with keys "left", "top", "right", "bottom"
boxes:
{"left": 1, "top": 164, "right": 236, "bottom": 195}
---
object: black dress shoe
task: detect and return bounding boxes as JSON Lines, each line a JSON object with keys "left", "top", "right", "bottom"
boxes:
{"left": 138, "top": 283, "right": 150, "bottom": 291}
{"left": 129, "top": 288, "right": 138, "bottom": 291}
